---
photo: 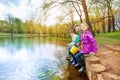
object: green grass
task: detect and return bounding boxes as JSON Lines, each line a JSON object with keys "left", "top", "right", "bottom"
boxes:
{"left": 0, "top": 33, "right": 44, "bottom": 37}
{"left": 0, "top": 33, "right": 29, "bottom": 37}
{"left": 95, "top": 31, "right": 120, "bottom": 45}
{"left": 0, "top": 31, "right": 120, "bottom": 45}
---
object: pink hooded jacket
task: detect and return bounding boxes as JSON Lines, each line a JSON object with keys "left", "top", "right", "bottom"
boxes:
{"left": 79, "top": 30, "right": 98, "bottom": 54}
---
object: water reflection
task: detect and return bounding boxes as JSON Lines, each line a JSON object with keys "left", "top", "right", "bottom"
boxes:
{"left": 0, "top": 37, "right": 68, "bottom": 80}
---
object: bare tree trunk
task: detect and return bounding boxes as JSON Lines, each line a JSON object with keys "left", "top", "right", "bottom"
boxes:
{"left": 80, "top": 0, "right": 94, "bottom": 35}
{"left": 101, "top": 9, "right": 106, "bottom": 33}
{"left": 11, "top": 24, "right": 13, "bottom": 37}
{"left": 107, "top": 12, "right": 111, "bottom": 32}
{"left": 97, "top": 22, "right": 100, "bottom": 34}
{"left": 112, "top": 15, "right": 115, "bottom": 32}
{"left": 106, "top": 0, "right": 112, "bottom": 32}
{"left": 94, "top": 23, "right": 97, "bottom": 33}
{"left": 101, "top": 18, "right": 105, "bottom": 33}
{"left": 71, "top": 1, "right": 83, "bottom": 23}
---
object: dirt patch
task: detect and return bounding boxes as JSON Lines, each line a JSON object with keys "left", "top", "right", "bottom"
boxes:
{"left": 96, "top": 45, "right": 120, "bottom": 76}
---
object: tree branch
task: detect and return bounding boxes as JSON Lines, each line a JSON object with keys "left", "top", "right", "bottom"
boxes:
{"left": 43, "top": 0, "right": 82, "bottom": 11}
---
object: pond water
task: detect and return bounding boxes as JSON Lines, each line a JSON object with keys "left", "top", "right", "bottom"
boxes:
{"left": 0, "top": 37, "right": 68, "bottom": 80}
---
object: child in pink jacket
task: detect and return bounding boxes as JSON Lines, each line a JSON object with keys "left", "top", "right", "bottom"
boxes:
{"left": 74, "top": 23, "right": 98, "bottom": 72}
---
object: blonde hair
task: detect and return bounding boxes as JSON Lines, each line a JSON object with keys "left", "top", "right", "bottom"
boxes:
{"left": 80, "top": 23, "right": 89, "bottom": 30}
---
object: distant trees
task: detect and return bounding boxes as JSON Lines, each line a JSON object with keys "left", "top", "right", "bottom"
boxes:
{"left": 6, "top": 14, "right": 15, "bottom": 37}
{"left": 24, "top": 20, "right": 33, "bottom": 34}
{"left": 0, "top": 20, "right": 8, "bottom": 32}
{"left": 0, "top": 18, "right": 71, "bottom": 38}
{"left": 14, "top": 18, "right": 22, "bottom": 33}
{"left": 90, "top": 0, "right": 120, "bottom": 33}
{"left": 0, "top": 0, "right": 120, "bottom": 38}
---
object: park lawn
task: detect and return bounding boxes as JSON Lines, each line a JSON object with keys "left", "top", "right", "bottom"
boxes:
{"left": 95, "top": 31, "right": 120, "bottom": 45}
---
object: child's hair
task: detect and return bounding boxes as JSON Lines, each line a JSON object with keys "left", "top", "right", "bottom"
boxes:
{"left": 72, "top": 24, "right": 79, "bottom": 33}
{"left": 80, "top": 23, "right": 89, "bottom": 30}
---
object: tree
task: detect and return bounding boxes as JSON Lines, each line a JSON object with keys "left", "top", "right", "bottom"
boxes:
{"left": 79, "top": 0, "right": 93, "bottom": 32}
{"left": 14, "top": 18, "right": 22, "bottom": 33}
{"left": 0, "top": 20, "right": 8, "bottom": 32}
{"left": 89, "top": 0, "right": 107, "bottom": 33}
{"left": 24, "top": 20, "right": 33, "bottom": 34}
{"left": 71, "top": 0, "right": 83, "bottom": 23}
{"left": 6, "top": 14, "right": 15, "bottom": 37}
{"left": 91, "top": 0, "right": 116, "bottom": 32}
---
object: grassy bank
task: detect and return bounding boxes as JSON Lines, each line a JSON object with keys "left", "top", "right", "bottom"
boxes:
{"left": 0, "top": 33, "right": 71, "bottom": 41}
{"left": 0, "top": 33, "right": 49, "bottom": 37}
{"left": 0, "top": 33, "right": 31, "bottom": 37}
{"left": 95, "top": 31, "right": 120, "bottom": 45}
{"left": 0, "top": 31, "right": 120, "bottom": 45}
{"left": 50, "top": 31, "right": 120, "bottom": 45}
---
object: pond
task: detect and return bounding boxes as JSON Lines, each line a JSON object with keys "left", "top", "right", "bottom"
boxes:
{"left": 0, "top": 37, "right": 68, "bottom": 80}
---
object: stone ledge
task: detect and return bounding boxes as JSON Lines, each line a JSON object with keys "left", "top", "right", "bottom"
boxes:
{"left": 85, "top": 55, "right": 120, "bottom": 80}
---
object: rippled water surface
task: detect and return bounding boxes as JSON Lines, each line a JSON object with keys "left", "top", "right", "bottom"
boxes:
{"left": 0, "top": 37, "right": 68, "bottom": 80}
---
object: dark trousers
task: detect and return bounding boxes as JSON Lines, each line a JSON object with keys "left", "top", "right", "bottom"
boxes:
{"left": 74, "top": 52, "right": 85, "bottom": 67}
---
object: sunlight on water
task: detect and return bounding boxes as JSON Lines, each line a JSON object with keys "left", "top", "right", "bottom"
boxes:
{"left": 0, "top": 38, "right": 68, "bottom": 80}
{"left": 0, "top": 48, "right": 11, "bottom": 61}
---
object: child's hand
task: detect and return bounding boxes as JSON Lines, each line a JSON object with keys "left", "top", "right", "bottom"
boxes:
{"left": 89, "top": 52, "right": 96, "bottom": 56}
{"left": 67, "top": 43, "right": 71, "bottom": 46}
{"left": 67, "top": 42, "right": 73, "bottom": 46}
{"left": 76, "top": 42, "right": 81, "bottom": 46}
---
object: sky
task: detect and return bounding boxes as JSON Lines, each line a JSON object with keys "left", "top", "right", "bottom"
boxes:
{"left": 0, "top": 0, "right": 31, "bottom": 22}
{"left": 0, "top": 0, "right": 62, "bottom": 25}
{"left": 0, "top": 0, "right": 80, "bottom": 26}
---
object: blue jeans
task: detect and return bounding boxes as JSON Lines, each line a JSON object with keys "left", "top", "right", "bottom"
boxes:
{"left": 74, "top": 52, "right": 85, "bottom": 66}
